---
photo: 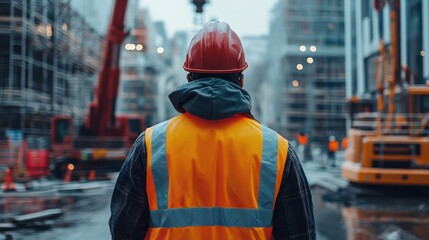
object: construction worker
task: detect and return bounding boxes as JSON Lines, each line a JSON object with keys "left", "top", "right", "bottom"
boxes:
{"left": 109, "top": 21, "right": 315, "bottom": 240}
{"left": 296, "top": 131, "right": 308, "bottom": 161}
{"left": 328, "top": 136, "right": 339, "bottom": 167}
{"left": 341, "top": 136, "right": 348, "bottom": 150}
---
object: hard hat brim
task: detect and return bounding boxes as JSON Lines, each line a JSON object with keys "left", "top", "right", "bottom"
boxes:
{"left": 183, "top": 63, "right": 248, "bottom": 74}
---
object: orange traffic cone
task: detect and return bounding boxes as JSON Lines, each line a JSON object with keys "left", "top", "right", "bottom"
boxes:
{"left": 64, "top": 164, "right": 74, "bottom": 183}
{"left": 2, "top": 167, "right": 16, "bottom": 192}
{"left": 88, "top": 170, "right": 96, "bottom": 181}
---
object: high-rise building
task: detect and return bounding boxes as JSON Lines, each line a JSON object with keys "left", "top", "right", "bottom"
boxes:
{"left": 241, "top": 35, "right": 269, "bottom": 120}
{"left": 266, "top": 0, "right": 347, "bottom": 149}
{"left": 70, "top": 0, "right": 113, "bottom": 35}
{"left": 117, "top": 7, "right": 173, "bottom": 126}
{"left": 117, "top": 8, "right": 159, "bottom": 127}
{"left": 0, "top": 0, "right": 105, "bottom": 145}
{"left": 345, "top": 0, "right": 429, "bottom": 97}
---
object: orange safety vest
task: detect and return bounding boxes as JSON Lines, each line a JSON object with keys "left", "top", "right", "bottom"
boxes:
{"left": 296, "top": 134, "right": 308, "bottom": 146}
{"left": 341, "top": 137, "right": 348, "bottom": 150}
{"left": 329, "top": 140, "right": 339, "bottom": 152}
{"left": 144, "top": 113, "right": 288, "bottom": 240}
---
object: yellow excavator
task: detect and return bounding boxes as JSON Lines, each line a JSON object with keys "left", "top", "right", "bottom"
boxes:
{"left": 342, "top": 0, "right": 429, "bottom": 186}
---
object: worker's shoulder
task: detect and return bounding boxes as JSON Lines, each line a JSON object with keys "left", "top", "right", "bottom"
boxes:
{"left": 146, "top": 119, "right": 170, "bottom": 131}
{"left": 258, "top": 122, "right": 289, "bottom": 145}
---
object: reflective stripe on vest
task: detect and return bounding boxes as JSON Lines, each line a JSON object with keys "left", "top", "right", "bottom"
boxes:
{"left": 145, "top": 114, "right": 288, "bottom": 239}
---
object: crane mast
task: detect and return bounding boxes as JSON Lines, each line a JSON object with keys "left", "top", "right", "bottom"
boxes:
{"left": 84, "top": 0, "right": 128, "bottom": 136}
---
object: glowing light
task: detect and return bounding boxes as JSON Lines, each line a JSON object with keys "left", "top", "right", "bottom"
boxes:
{"left": 297, "top": 64, "right": 304, "bottom": 70}
{"left": 67, "top": 164, "right": 75, "bottom": 171}
{"left": 62, "top": 23, "right": 68, "bottom": 31}
{"left": 129, "top": 44, "right": 136, "bottom": 50}
{"left": 157, "top": 47, "right": 165, "bottom": 54}
{"left": 292, "top": 80, "right": 299, "bottom": 87}
{"left": 307, "top": 57, "right": 314, "bottom": 64}
{"left": 124, "top": 44, "right": 130, "bottom": 50}
{"left": 136, "top": 44, "right": 143, "bottom": 51}
{"left": 37, "top": 25, "right": 43, "bottom": 33}
{"left": 46, "top": 24, "right": 52, "bottom": 37}
{"left": 310, "top": 46, "right": 317, "bottom": 52}
{"left": 421, "top": 51, "right": 426, "bottom": 57}
{"left": 299, "top": 45, "right": 306, "bottom": 52}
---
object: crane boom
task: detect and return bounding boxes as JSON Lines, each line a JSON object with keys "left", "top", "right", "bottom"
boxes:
{"left": 85, "top": 0, "right": 128, "bottom": 136}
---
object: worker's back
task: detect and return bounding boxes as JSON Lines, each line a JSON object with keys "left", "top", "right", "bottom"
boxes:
{"left": 144, "top": 113, "right": 288, "bottom": 239}
{"left": 110, "top": 21, "right": 315, "bottom": 240}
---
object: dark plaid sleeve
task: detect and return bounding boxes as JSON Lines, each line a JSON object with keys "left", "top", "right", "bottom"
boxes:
{"left": 109, "top": 133, "right": 149, "bottom": 240}
{"left": 272, "top": 144, "right": 316, "bottom": 240}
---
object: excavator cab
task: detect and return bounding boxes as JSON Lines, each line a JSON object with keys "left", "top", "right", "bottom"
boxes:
{"left": 51, "top": 116, "right": 73, "bottom": 146}
{"left": 115, "top": 115, "right": 146, "bottom": 147}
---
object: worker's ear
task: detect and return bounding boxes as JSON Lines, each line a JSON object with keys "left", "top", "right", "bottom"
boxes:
{"left": 238, "top": 74, "right": 244, "bottom": 87}
{"left": 187, "top": 73, "right": 192, "bottom": 82}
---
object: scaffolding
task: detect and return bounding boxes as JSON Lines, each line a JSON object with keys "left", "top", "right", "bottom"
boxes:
{"left": 0, "top": 0, "right": 103, "bottom": 142}
{"left": 269, "top": 0, "right": 347, "bottom": 148}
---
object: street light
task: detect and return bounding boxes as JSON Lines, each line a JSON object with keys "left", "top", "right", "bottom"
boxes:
{"left": 157, "top": 47, "right": 165, "bottom": 54}
{"left": 297, "top": 64, "right": 303, "bottom": 70}
{"left": 46, "top": 24, "right": 52, "bottom": 37}
{"left": 421, "top": 50, "right": 426, "bottom": 57}
{"left": 307, "top": 57, "right": 314, "bottom": 64}
{"left": 67, "top": 164, "right": 75, "bottom": 171}
{"left": 310, "top": 45, "right": 317, "bottom": 52}
{"left": 136, "top": 44, "right": 144, "bottom": 51}
{"left": 292, "top": 80, "right": 299, "bottom": 87}
{"left": 299, "top": 45, "right": 306, "bottom": 52}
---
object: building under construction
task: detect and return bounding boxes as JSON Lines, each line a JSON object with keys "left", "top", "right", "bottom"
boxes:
{"left": 116, "top": 7, "right": 160, "bottom": 126}
{"left": 267, "top": 0, "right": 346, "bottom": 149}
{"left": 0, "top": 0, "right": 103, "bottom": 145}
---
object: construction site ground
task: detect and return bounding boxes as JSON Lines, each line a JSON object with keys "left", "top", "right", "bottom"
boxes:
{"left": 0, "top": 152, "right": 428, "bottom": 240}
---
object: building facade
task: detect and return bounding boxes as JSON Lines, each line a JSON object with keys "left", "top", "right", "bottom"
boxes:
{"left": 345, "top": 0, "right": 429, "bottom": 98}
{"left": 117, "top": 7, "right": 175, "bottom": 126}
{"left": 117, "top": 7, "right": 157, "bottom": 127}
{"left": 0, "top": 0, "right": 104, "bottom": 145}
{"left": 241, "top": 35, "right": 269, "bottom": 120}
{"left": 266, "top": 0, "right": 347, "bottom": 149}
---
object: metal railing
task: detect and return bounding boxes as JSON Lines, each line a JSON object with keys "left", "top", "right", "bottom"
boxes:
{"left": 352, "top": 112, "right": 429, "bottom": 136}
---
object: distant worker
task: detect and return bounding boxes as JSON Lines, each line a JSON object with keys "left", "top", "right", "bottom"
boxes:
{"left": 328, "top": 136, "right": 339, "bottom": 167}
{"left": 109, "top": 21, "right": 315, "bottom": 240}
{"left": 296, "top": 131, "right": 308, "bottom": 161}
{"left": 341, "top": 136, "right": 348, "bottom": 150}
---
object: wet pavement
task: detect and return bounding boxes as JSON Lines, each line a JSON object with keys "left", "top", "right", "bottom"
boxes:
{"left": 313, "top": 185, "right": 429, "bottom": 240}
{"left": 0, "top": 181, "right": 114, "bottom": 240}
{"left": 302, "top": 156, "right": 429, "bottom": 240}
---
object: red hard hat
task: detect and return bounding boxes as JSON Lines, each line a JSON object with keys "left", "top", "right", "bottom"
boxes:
{"left": 183, "top": 21, "right": 248, "bottom": 73}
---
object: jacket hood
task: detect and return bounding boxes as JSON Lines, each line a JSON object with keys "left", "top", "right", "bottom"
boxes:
{"left": 168, "top": 78, "right": 252, "bottom": 120}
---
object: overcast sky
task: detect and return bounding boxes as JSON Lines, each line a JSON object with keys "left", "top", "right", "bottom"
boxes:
{"left": 139, "top": 0, "right": 277, "bottom": 37}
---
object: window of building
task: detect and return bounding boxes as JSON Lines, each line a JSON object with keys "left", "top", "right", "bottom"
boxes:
{"left": 362, "top": 0, "right": 373, "bottom": 40}
{"left": 362, "top": 0, "right": 371, "bottom": 18}
{"left": 364, "top": 54, "right": 378, "bottom": 93}
{"left": 406, "top": 0, "right": 423, "bottom": 83}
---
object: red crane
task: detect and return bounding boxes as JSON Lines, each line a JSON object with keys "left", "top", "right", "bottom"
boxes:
{"left": 50, "top": 0, "right": 210, "bottom": 178}
{"left": 50, "top": 0, "right": 144, "bottom": 178}
{"left": 85, "top": 0, "right": 129, "bottom": 136}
